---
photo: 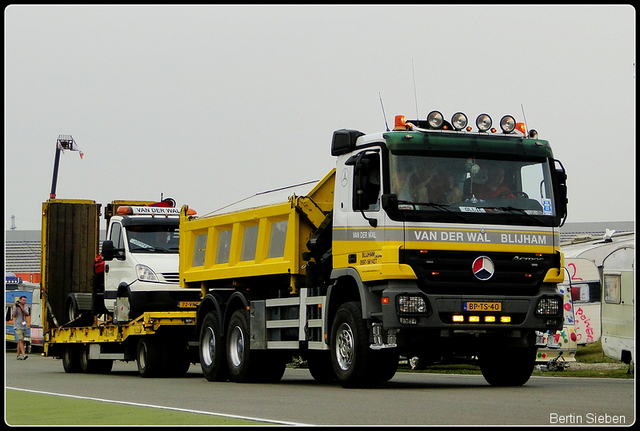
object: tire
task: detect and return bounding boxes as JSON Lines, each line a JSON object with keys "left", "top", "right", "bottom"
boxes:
{"left": 163, "top": 341, "right": 191, "bottom": 377}
{"left": 65, "top": 297, "right": 79, "bottom": 323}
{"left": 307, "top": 351, "right": 336, "bottom": 383}
{"left": 199, "top": 311, "right": 229, "bottom": 382}
{"left": 479, "top": 347, "right": 536, "bottom": 386}
{"left": 62, "top": 345, "right": 81, "bottom": 373}
{"left": 80, "top": 345, "right": 113, "bottom": 374}
{"left": 226, "top": 309, "right": 261, "bottom": 383}
{"left": 330, "top": 302, "right": 374, "bottom": 388}
{"left": 137, "top": 338, "right": 162, "bottom": 378}
{"left": 371, "top": 348, "right": 399, "bottom": 383}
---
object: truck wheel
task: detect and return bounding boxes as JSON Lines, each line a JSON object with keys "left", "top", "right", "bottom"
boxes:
{"left": 137, "top": 338, "right": 162, "bottom": 378}
{"left": 370, "top": 348, "right": 399, "bottom": 383}
{"left": 62, "top": 346, "right": 81, "bottom": 373}
{"left": 330, "top": 302, "right": 372, "bottom": 388}
{"left": 199, "top": 311, "right": 229, "bottom": 381}
{"left": 80, "top": 345, "right": 113, "bottom": 374}
{"left": 226, "top": 309, "right": 260, "bottom": 383}
{"left": 307, "top": 351, "right": 336, "bottom": 383}
{"left": 479, "top": 347, "right": 536, "bottom": 386}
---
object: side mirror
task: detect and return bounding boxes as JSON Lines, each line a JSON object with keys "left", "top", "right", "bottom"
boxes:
{"left": 102, "top": 240, "right": 124, "bottom": 261}
{"left": 352, "top": 155, "right": 380, "bottom": 211}
{"left": 102, "top": 240, "right": 115, "bottom": 261}
{"left": 554, "top": 159, "right": 568, "bottom": 225}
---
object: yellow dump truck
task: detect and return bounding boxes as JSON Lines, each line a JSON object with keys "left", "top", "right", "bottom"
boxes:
{"left": 180, "top": 111, "right": 568, "bottom": 387}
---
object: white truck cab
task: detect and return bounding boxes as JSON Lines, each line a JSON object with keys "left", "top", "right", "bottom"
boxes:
{"left": 101, "top": 205, "right": 199, "bottom": 320}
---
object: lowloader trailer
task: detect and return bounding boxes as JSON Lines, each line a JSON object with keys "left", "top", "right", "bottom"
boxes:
{"left": 180, "top": 110, "right": 568, "bottom": 387}
{"left": 42, "top": 199, "right": 200, "bottom": 377}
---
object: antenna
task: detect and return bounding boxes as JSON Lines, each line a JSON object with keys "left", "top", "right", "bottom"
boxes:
{"left": 379, "top": 92, "right": 389, "bottom": 132}
{"left": 412, "top": 59, "right": 419, "bottom": 119}
{"left": 520, "top": 104, "right": 529, "bottom": 135}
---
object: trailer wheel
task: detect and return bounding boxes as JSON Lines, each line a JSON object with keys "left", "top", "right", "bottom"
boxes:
{"left": 479, "top": 347, "right": 536, "bottom": 386}
{"left": 80, "top": 345, "right": 113, "bottom": 374}
{"left": 137, "top": 338, "right": 162, "bottom": 378}
{"left": 62, "top": 346, "right": 81, "bottom": 373}
{"left": 226, "top": 309, "right": 261, "bottom": 383}
{"left": 330, "top": 302, "right": 373, "bottom": 388}
{"left": 199, "top": 311, "right": 229, "bottom": 381}
{"left": 163, "top": 342, "right": 191, "bottom": 377}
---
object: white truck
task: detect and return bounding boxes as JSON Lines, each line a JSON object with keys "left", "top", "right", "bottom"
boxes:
{"left": 43, "top": 199, "right": 200, "bottom": 326}
{"left": 100, "top": 204, "right": 199, "bottom": 321}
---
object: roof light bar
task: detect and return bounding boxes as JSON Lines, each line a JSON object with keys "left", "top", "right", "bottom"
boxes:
{"left": 476, "top": 114, "right": 492, "bottom": 132}
{"left": 451, "top": 112, "right": 468, "bottom": 131}
{"left": 500, "top": 115, "right": 516, "bottom": 133}
{"left": 394, "top": 115, "right": 407, "bottom": 131}
{"left": 427, "top": 111, "right": 444, "bottom": 129}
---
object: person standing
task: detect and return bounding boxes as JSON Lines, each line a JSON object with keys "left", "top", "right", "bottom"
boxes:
{"left": 13, "top": 295, "right": 30, "bottom": 360}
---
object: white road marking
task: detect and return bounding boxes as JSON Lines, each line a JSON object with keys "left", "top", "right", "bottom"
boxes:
{"left": 6, "top": 387, "right": 311, "bottom": 426}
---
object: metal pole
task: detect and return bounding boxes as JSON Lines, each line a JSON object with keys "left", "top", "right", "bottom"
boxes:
{"left": 50, "top": 147, "right": 62, "bottom": 199}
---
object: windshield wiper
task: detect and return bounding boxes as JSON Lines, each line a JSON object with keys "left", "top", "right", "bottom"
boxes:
{"left": 411, "top": 201, "right": 470, "bottom": 222}
{"left": 130, "top": 246, "right": 171, "bottom": 253}
{"left": 491, "top": 206, "right": 546, "bottom": 226}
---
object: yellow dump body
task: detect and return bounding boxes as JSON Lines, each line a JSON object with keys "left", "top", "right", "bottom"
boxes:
{"left": 180, "top": 170, "right": 335, "bottom": 292}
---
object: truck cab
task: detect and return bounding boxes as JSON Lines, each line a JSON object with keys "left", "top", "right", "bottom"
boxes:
{"left": 101, "top": 205, "right": 199, "bottom": 320}
{"left": 329, "top": 112, "right": 567, "bottom": 384}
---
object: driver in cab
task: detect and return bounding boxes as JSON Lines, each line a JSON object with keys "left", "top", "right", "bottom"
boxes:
{"left": 475, "top": 165, "right": 515, "bottom": 199}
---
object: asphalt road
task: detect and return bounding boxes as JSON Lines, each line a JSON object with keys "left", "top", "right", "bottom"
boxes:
{"left": 6, "top": 353, "right": 635, "bottom": 426}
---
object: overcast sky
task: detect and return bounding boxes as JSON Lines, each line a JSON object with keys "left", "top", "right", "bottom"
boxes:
{"left": 4, "top": 5, "right": 635, "bottom": 232}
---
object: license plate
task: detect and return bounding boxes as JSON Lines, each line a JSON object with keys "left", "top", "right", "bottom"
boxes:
{"left": 178, "top": 301, "right": 200, "bottom": 308}
{"left": 464, "top": 301, "right": 502, "bottom": 312}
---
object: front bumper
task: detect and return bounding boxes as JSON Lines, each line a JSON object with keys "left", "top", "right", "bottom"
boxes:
{"left": 381, "top": 282, "right": 563, "bottom": 333}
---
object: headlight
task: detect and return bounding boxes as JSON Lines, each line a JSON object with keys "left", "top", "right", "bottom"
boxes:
{"left": 397, "top": 295, "right": 429, "bottom": 314}
{"left": 427, "top": 111, "right": 444, "bottom": 129}
{"left": 136, "top": 264, "right": 159, "bottom": 282}
{"left": 535, "top": 297, "right": 561, "bottom": 316}
{"left": 451, "top": 112, "right": 468, "bottom": 130}
{"left": 500, "top": 115, "right": 516, "bottom": 133}
{"left": 476, "top": 114, "right": 492, "bottom": 132}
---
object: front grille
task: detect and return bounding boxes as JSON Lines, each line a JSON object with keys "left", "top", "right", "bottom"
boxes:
{"left": 161, "top": 272, "right": 180, "bottom": 283}
{"left": 400, "top": 250, "right": 554, "bottom": 296}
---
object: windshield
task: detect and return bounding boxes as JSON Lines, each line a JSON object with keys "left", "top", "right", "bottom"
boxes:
{"left": 125, "top": 224, "right": 180, "bottom": 253}
{"left": 388, "top": 152, "right": 556, "bottom": 222}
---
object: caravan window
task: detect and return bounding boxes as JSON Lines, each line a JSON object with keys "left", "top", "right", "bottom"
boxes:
{"left": 604, "top": 273, "right": 621, "bottom": 304}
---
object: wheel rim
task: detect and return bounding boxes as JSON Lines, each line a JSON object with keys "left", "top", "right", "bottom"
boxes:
{"left": 139, "top": 343, "right": 147, "bottom": 370}
{"left": 201, "top": 327, "right": 215, "bottom": 366}
{"left": 229, "top": 325, "right": 245, "bottom": 368}
{"left": 80, "top": 347, "right": 88, "bottom": 369}
{"left": 67, "top": 302, "right": 76, "bottom": 322}
{"left": 335, "top": 322, "right": 355, "bottom": 371}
